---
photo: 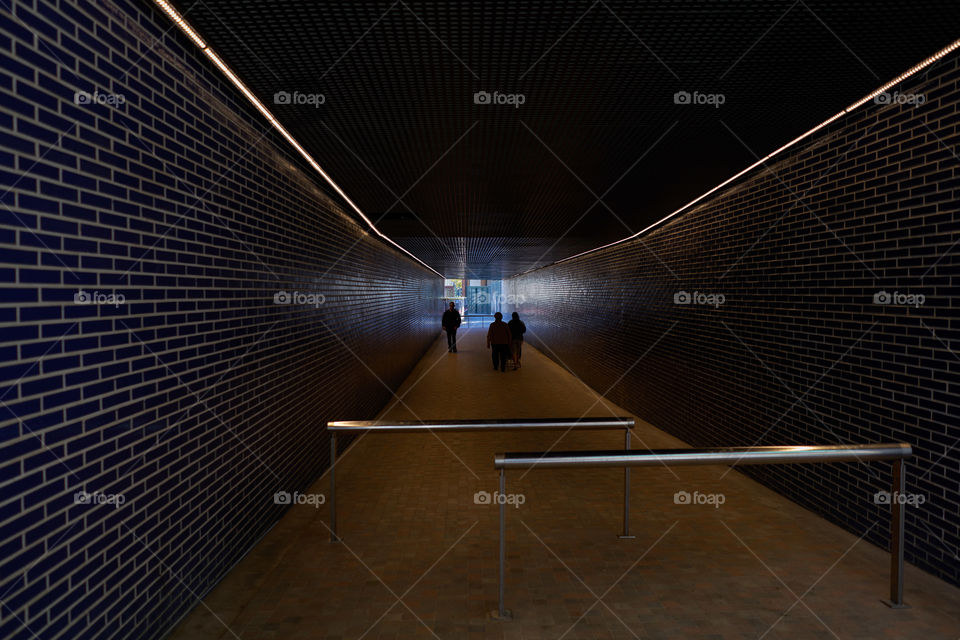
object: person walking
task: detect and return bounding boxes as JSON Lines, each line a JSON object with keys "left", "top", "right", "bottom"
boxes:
{"left": 486, "top": 312, "right": 512, "bottom": 372}
{"left": 442, "top": 301, "right": 461, "bottom": 353}
{"left": 507, "top": 311, "right": 526, "bottom": 369}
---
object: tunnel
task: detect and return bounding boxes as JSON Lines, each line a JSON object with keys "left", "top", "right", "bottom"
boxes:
{"left": 2, "top": 1, "right": 960, "bottom": 638}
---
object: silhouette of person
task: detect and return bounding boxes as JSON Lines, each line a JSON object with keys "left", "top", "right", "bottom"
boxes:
{"left": 442, "top": 302, "right": 461, "bottom": 353}
{"left": 486, "top": 312, "right": 512, "bottom": 372}
{"left": 507, "top": 311, "right": 526, "bottom": 369}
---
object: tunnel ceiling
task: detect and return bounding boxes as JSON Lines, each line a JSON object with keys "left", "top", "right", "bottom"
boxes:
{"left": 167, "top": 0, "right": 960, "bottom": 278}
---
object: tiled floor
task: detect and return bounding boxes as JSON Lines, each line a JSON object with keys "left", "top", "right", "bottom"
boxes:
{"left": 168, "top": 327, "right": 960, "bottom": 639}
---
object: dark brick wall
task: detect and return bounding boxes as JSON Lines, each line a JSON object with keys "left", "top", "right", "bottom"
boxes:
{"left": 508, "top": 54, "right": 960, "bottom": 587}
{"left": 0, "top": 1, "right": 441, "bottom": 639}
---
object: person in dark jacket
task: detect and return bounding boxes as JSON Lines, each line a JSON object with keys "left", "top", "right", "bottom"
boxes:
{"left": 486, "top": 312, "right": 512, "bottom": 372}
{"left": 442, "top": 302, "right": 461, "bottom": 353}
{"left": 507, "top": 312, "right": 526, "bottom": 369}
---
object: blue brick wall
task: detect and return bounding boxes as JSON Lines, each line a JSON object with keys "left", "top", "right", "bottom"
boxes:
{"left": 508, "top": 54, "right": 960, "bottom": 587}
{"left": 0, "top": 1, "right": 442, "bottom": 638}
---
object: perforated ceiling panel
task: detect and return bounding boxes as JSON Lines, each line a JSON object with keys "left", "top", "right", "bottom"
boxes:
{"left": 164, "top": 0, "right": 960, "bottom": 277}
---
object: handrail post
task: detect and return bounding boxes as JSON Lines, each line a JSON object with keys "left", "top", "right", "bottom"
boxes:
{"left": 330, "top": 432, "right": 338, "bottom": 543}
{"left": 499, "top": 468, "right": 506, "bottom": 617}
{"left": 619, "top": 427, "right": 634, "bottom": 538}
{"left": 491, "top": 468, "right": 512, "bottom": 620}
{"left": 885, "top": 458, "right": 908, "bottom": 607}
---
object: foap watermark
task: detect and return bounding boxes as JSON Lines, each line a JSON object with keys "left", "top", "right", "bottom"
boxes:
{"left": 74, "top": 490, "right": 126, "bottom": 509}
{"left": 873, "top": 290, "right": 925, "bottom": 308}
{"left": 874, "top": 490, "right": 926, "bottom": 506}
{"left": 471, "top": 290, "right": 493, "bottom": 305}
{"left": 674, "top": 490, "right": 725, "bottom": 508}
{"left": 273, "top": 90, "right": 326, "bottom": 108}
{"left": 274, "top": 290, "right": 325, "bottom": 308}
{"left": 497, "top": 292, "right": 527, "bottom": 306}
{"left": 674, "top": 90, "right": 725, "bottom": 108}
{"left": 274, "top": 490, "right": 326, "bottom": 508}
{"left": 470, "top": 291, "right": 528, "bottom": 306}
{"left": 474, "top": 90, "right": 525, "bottom": 109}
{"left": 874, "top": 91, "right": 925, "bottom": 106}
{"left": 674, "top": 290, "right": 725, "bottom": 308}
{"left": 74, "top": 289, "right": 125, "bottom": 307}
{"left": 74, "top": 90, "right": 126, "bottom": 106}
{"left": 474, "top": 490, "right": 525, "bottom": 508}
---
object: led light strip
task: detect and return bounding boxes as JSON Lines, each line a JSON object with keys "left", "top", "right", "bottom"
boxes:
{"left": 151, "top": 0, "right": 444, "bottom": 278}
{"left": 525, "top": 36, "right": 960, "bottom": 275}
{"left": 154, "top": 0, "right": 960, "bottom": 281}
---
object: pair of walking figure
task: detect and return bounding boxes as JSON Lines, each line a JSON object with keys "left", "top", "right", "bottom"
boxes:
{"left": 441, "top": 303, "right": 526, "bottom": 371}
{"left": 487, "top": 311, "right": 525, "bottom": 372}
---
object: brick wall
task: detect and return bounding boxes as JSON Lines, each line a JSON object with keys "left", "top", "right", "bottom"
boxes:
{"left": 0, "top": 1, "right": 442, "bottom": 638}
{"left": 508, "top": 53, "right": 960, "bottom": 587}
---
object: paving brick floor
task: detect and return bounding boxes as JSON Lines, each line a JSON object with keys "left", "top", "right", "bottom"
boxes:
{"left": 167, "top": 327, "right": 960, "bottom": 639}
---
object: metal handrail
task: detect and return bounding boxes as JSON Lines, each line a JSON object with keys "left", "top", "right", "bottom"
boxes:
{"left": 330, "top": 418, "right": 635, "bottom": 432}
{"left": 326, "top": 417, "right": 635, "bottom": 542}
{"left": 491, "top": 443, "right": 913, "bottom": 620}
{"left": 495, "top": 443, "right": 911, "bottom": 468}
